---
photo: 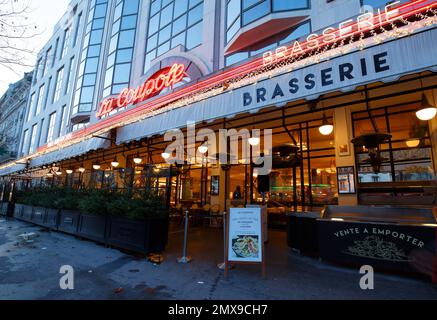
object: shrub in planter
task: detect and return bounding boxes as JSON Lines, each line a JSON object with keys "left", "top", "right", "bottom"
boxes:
{"left": 106, "top": 190, "right": 169, "bottom": 254}
{"left": 56, "top": 188, "right": 85, "bottom": 235}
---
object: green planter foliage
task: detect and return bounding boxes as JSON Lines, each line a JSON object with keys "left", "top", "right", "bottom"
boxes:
{"left": 16, "top": 187, "right": 167, "bottom": 220}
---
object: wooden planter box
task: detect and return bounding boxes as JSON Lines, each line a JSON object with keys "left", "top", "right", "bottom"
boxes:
{"left": 77, "top": 213, "right": 107, "bottom": 244}
{"left": 13, "top": 203, "right": 23, "bottom": 218}
{"left": 0, "top": 202, "right": 8, "bottom": 216}
{"left": 106, "top": 215, "right": 169, "bottom": 254}
{"left": 21, "top": 205, "right": 33, "bottom": 222}
{"left": 145, "top": 217, "right": 169, "bottom": 253}
{"left": 44, "top": 208, "right": 59, "bottom": 230}
{"left": 31, "top": 207, "right": 47, "bottom": 227}
{"left": 58, "top": 210, "right": 80, "bottom": 235}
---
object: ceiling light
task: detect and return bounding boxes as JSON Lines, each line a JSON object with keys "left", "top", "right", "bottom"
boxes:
{"left": 78, "top": 167, "right": 86, "bottom": 173}
{"left": 406, "top": 138, "right": 420, "bottom": 148}
{"left": 319, "top": 113, "right": 334, "bottom": 136}
{"left": 416, "top": 93, "right": 437, "bottom": 121}
{"left": 248, "top": 137, "right": 260, "bottom": 146}
{"left": 111, "top": 157, "right": 119, "bottom": 168}
{"left": 416, "top": 108, "right": 437, "bottom": 121}
{"left": 133, "top": 154, "right": 142, "bottom": 164}
{"left": 66, "top": 169, "right": 73, "bottom": 175}
{"left": 93, "top": 163, "right": 101, "bottom": 170}
{"left": 161, "top": 152, "right": 171, "bottom": 160}
{"left": 198, "top": 145, "right": 208, "bottom": 154}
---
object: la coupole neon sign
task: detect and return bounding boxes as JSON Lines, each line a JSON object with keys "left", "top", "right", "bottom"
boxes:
{"left": 263, "top": 1, "right": 417, "bottom": 66}
{"left": 97, "top": 63, "right": 186, "bottom": 118}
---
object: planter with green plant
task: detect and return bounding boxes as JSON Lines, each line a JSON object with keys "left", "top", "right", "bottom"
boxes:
{"left": 76, "top": 188, "right": 112, "bottom": 243}
{"left": 106, "top": 190, "right": 169, "bottom": 254}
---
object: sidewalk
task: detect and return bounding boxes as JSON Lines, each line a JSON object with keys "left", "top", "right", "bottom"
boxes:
{"left": 0, "top": 218, "right": 436, "bottom": 300}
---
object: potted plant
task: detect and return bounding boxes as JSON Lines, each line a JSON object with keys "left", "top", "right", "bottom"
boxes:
{"left": 76, "top": 188, "right": 112, "bottom": 243}
{"left": 15, "top": 189, "right": 35, "bottom": 222}
{"left": 57, "top": 188, "right": 83, "bottom": 235}
{"left": 106, "top": 190, "right": 169, "bottom": 254}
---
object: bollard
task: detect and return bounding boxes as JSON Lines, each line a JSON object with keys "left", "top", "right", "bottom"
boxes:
{"left": 178, "top": 210, "right": 192, "bottom": 263}
{"left": 218, "top": 211, "right": 227, "bottom": 269}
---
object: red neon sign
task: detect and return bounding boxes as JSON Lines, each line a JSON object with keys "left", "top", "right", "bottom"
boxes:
{"left": 97, "top": 63, "right": 186, "bottom": 118}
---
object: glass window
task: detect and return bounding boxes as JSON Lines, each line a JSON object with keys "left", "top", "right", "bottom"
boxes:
{"left": 79, "top": 86, "right": 94, "bottom": 104}
{"left": 94, "top": 4, "right": 107, "bottom": 18}
{"left": 35, "top": 85, "right": 45, "bottom": 116}
{"left": 123, "top": 0, "right": 139, "bottom": 15}
{"left": 29, "top": 124, "right": 38, "bottom": 153}
{"left": 60, "top": 27, "right": 71, "bottom": 59}
{"left": 186, "top": 22, "right": 202, "bottom": 49}
{"left": 242, "top": 0, "right": 270, "bottom": 26}
{"left": 145, "top": 0, "right": 204, "bottom": 72}
{"left": 65, "top": 56, "right": 75, "bottom": 94}
{"left": 227, "top": 0, "right": 241, "bottom": 28}
{"left": 121, "top": 15, "right": 137, "bottom": 30}
{"left": 226, "top": 0, "right": 310, "bottom": 44}
{"left": 21, "top": 129, "right": 29, "bottom": 155}
{"left": 160, "top": 3, "right": 174, "bottom": 28}
{"left": 47, "top": 112, "right": 57, "bottom": 143}
{"left": 116, "top": 48, "right": 133, "bottom": 63}
{"left": 188, "top": 3, "right": 203, "bottom": 26}
{"left": 113, "top": 63, "right": 131, "bottom": 84}
{"left": 103, "top": 0, "right": 138, "bottom": 97}
{"left": 26, "top": 93, "right": 35, "bottom": 122}
{"left": 272, "top": 0, "right": 309, "bottom": 11}
{"left": 174, "top": 0, "right": 188, "bottom": 18}
{"left": 53, "top": 67, "right": 65, "bottom": 103}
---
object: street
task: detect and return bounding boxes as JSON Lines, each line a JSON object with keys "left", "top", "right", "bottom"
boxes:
{"left": 0, "top": 218, "right": 436, "bottom": 300}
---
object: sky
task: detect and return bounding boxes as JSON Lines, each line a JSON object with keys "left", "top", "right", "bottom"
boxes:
{"left": 0, "top": 0, "right": 70, "bottom": 96}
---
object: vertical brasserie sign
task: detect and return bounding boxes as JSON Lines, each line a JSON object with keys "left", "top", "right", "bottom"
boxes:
{"left": 228, "top": 208, "right": 263, "bottom": 263}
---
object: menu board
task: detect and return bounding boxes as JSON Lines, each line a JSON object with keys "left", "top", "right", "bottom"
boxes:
{"left": 228, "top": 208, "right": 263, "bottom": 263}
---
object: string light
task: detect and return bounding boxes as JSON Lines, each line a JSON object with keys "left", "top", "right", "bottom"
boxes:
{"left": 0, "top": 8, "right": 435, "bottom": 174}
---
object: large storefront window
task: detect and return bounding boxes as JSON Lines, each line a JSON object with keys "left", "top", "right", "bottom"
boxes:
{"left": 102, "top": 0, "right": 139, "bottom": 97}
{"left": 226, "top": 0, "right": 310, "bottom": 44}
{"left": 261, "top": 120, "right": 338, "bottom": 208}
{"left": 145, "top": 0, "right": 204, "bottom": 73}
{"left": 352, "top": 104, "right": 435, "bottom": 205}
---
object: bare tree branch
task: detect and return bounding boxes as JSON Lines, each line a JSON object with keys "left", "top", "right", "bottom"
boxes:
{"left": 0, "top": 0, "right": 43, "bottom": 75}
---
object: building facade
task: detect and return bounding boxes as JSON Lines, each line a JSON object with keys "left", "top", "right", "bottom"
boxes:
{"left": 0, "top": 73, "right": 32, "bottom": 164}
{"left": 1, "top": 0, "right": 437, "bottom": 215}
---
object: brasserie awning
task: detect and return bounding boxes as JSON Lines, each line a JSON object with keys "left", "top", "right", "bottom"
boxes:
{"left": 116, "top": 27, "right": 437, "bottom": 145}
{"left": 29, "top": 135, "right": 111, "bottom": 168}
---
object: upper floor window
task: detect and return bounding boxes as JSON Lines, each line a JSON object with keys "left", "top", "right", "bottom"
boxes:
{"left": 226, "top": 0, "right": 310, "bottom": 44}
{"left": 60, "top": 27, "right": 71, "bottom": 60}
{"left": 47, "top": 112, "right": 57, "bottom": 143}
{"left": 360, "top": 0, "right": 404, "bottom": 9}
{"left": 29, "top": 124, "right": 38, "bottom": 154}
{"left": 26, "top": 93, "right": 36, "bottom": 122}
{"left": 35, "top": 84, "right": 45, "bottom": 116}
{"left": 72, "top": 0, "right": 109, "bottom": 115}
{"left": 73, "top": 12, "right": 83, "bottom": 47}
{"left": 42, "top": 47, "right": 52, "bottom": 77}
{"left": 53, "top": 67, "right": 65, "bottom": 103}
{"left": 21, "top": 129, "right": 29, "bottom": 156}
{"left": 53, "top": 37, "right": 60, "bottom": 66}
{"left": 102, "top": 0, "right": 139, "bottom": 97}
{"left": 145, "top": 0, "right": 204, "bottom": 73}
